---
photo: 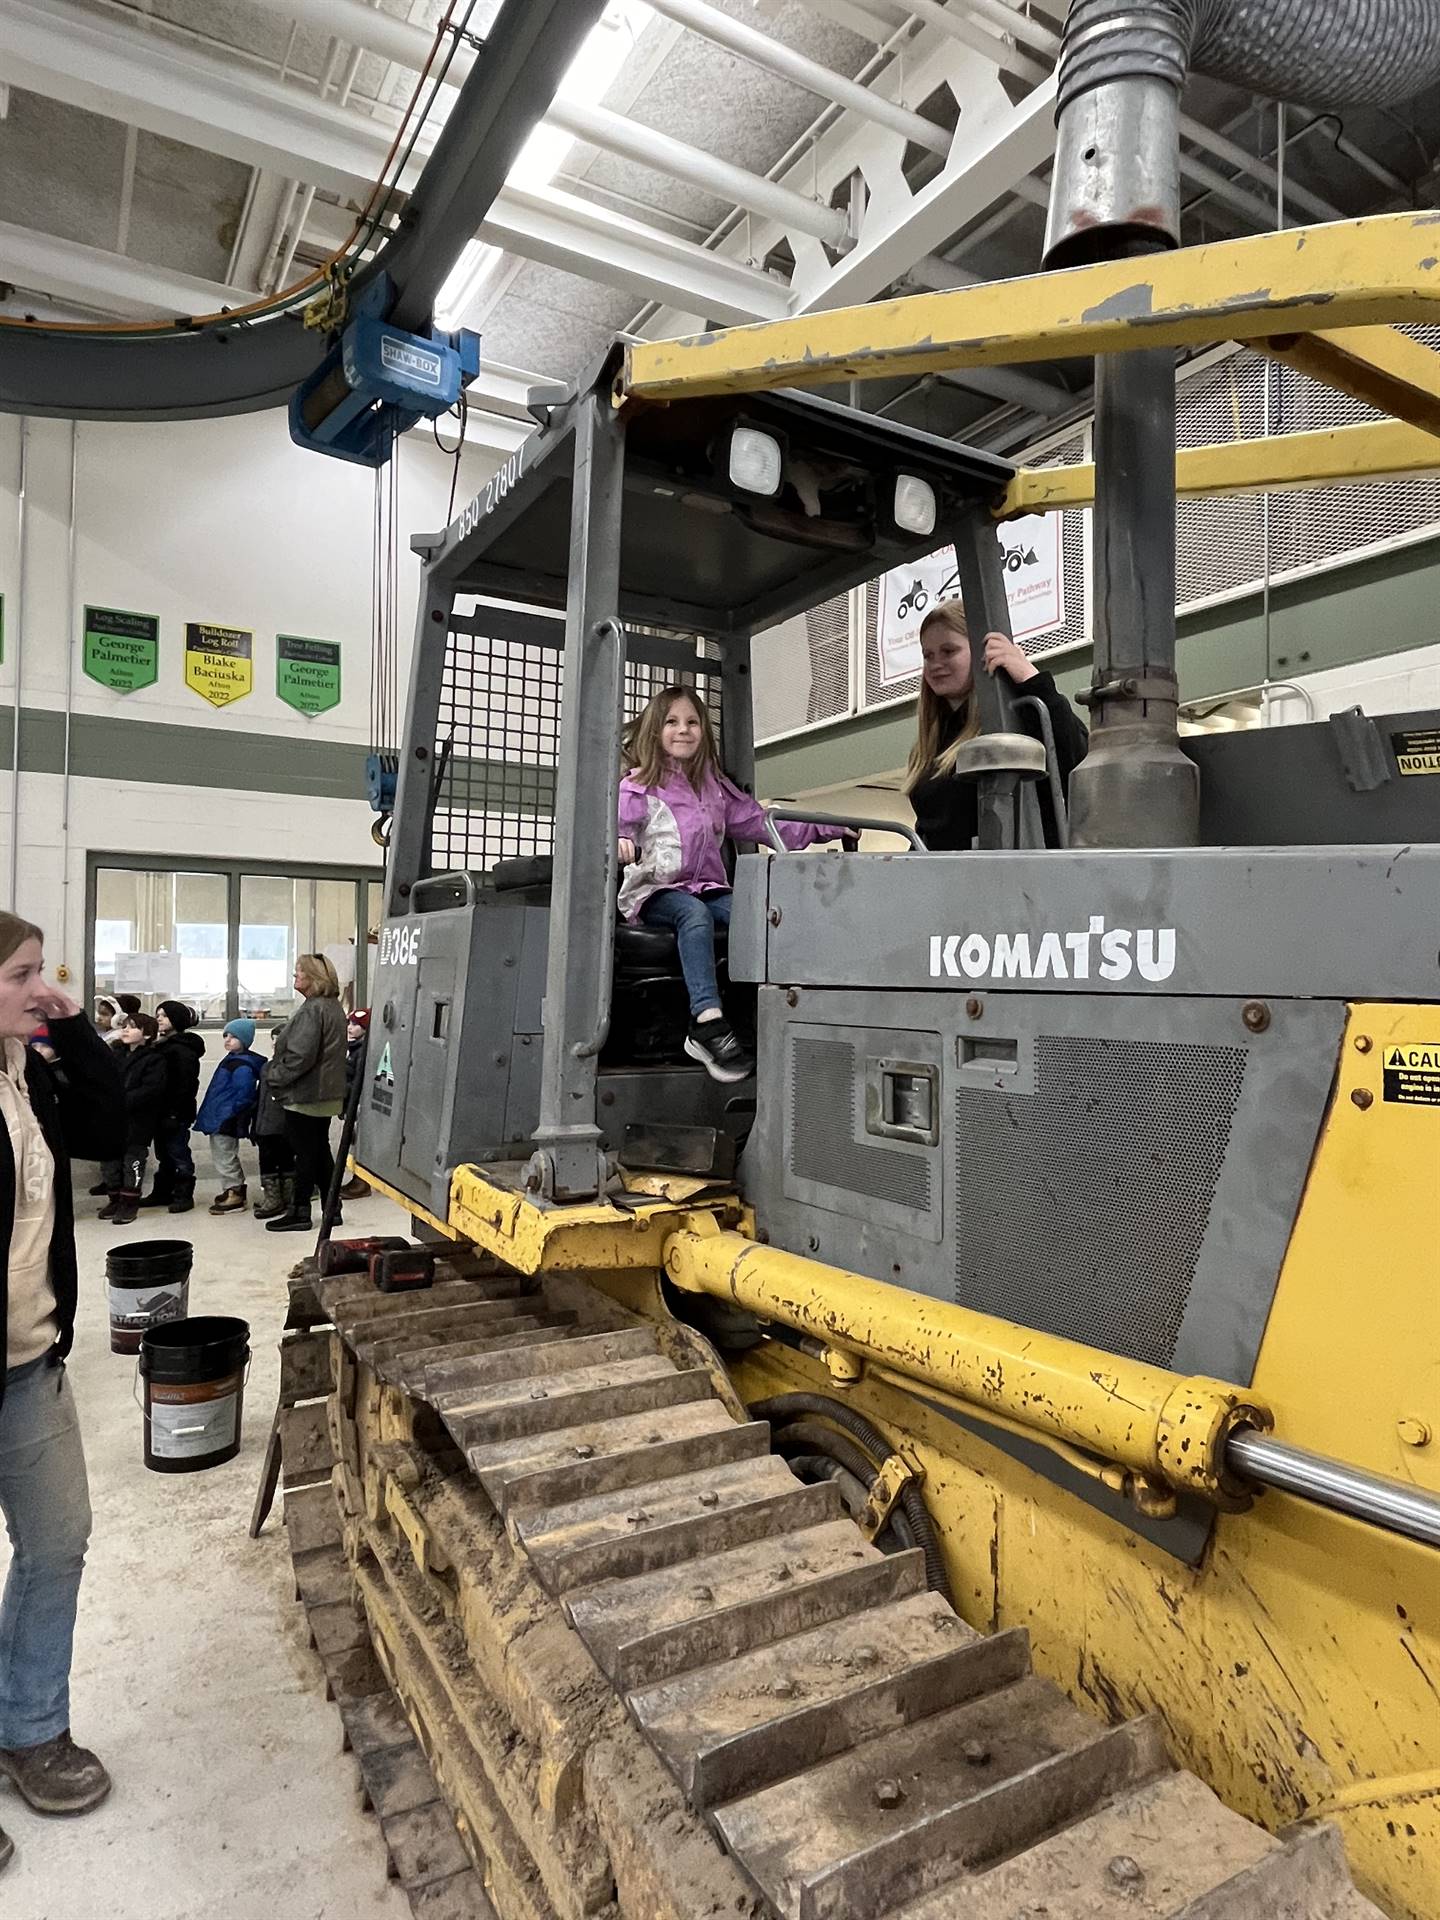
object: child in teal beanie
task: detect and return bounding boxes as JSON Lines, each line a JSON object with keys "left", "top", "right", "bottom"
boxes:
{"left": 193, "top": 1019, "right": 264, "bottom": 1213}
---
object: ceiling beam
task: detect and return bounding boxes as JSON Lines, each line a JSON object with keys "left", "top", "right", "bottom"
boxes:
{"left": 1, "top": 0, "right": 789, "bottom": 325}
{"left": 0, "top": 220, "right": 247, "bottom": 317}
{"left": 801, "top": 76, "right": 1058, "bottom": 311}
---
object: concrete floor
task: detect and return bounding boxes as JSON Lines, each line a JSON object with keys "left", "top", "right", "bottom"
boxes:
{"left": 2, "top": 1154, "right": 416, "bottom": 1920}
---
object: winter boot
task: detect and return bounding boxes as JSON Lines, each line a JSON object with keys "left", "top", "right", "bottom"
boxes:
{"left": 87, "top": 1181, "right": 108, "bottom": 1197}
{"left": 110, "top": 1193, "right": 140, "bottom": 1226}
{"left": 253, "top": 1177, "right": 287, "bottom": 1220}
{"left": 97, "top": 1193, "right": 121, "bottom": 1220}
{"left": 265, "top": 1207, "right": 314, "bottom": 1235}
{"left": 167, "top": 1178, "right": 196, "bottom": 1215}
{"left": 339, "top": 1175, "right": 369, "bottom": 1201}
{"left": 209, "top": 1185, "right": 247, "bottom": 1215}
{"left": 137, "top": 1175, "right": 173, "bottom": 1209}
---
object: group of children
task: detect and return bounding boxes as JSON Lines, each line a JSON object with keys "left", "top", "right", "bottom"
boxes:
{"left": 86, "top": 995, "right": 370, "bottom": 1225}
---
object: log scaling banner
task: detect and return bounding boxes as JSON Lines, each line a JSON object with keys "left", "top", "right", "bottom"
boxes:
{"left": 185, "top": 622, "right": 253, "bottom": 708}
{"left": 83, "top": 606, "right": 159, "bottom": 692}
{"left": 276, "top": 634, "right": 341, "bottom": 716}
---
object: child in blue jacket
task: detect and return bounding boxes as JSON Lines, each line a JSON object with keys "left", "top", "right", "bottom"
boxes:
{"left": 193, "top": 1019, "right": 264, "bottom": 1215}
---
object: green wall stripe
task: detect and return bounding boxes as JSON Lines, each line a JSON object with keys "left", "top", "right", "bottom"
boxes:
{"left": 0, "top": 707, "right": 369, "bottom": 800}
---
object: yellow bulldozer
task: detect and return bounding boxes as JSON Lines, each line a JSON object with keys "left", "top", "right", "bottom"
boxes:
{"left": 268, "top": 10, "right": 1440, "bottom": 1913}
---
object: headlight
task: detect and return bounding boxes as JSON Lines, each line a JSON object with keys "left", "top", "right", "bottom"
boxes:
{"left": 894, "top": 473, "right": 937, "bottom": 536}
{"left": 728, "top": 426, "right": 783, "bottom": 496}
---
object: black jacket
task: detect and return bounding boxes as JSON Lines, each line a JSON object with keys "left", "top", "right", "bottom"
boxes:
{"left": 158, "top": 1029, "right": 205, "bottom": 1128}
{"left": 910, "top": 670, "right": 1088, "bottom": 852}
{"left": 118, "top": 1043, "right": 172, "bottom": 1149}
{"left": 1, "top": 1014, "right": 124, "bottom": 1406}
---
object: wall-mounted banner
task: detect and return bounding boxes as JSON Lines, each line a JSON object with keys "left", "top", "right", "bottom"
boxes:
{"left": 185, "top": 621, "right": 253, "bottom": 708}
{"left": 84, "top": 605, "right": 159, "bottom": 693}
{"left": 875, "top": 513, "right": 1066, "bottom": 688}
{"left": 276, "top": 634, "right": 341, "bottom": 716}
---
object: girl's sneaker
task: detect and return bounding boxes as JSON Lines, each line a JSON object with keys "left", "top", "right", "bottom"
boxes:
{"left": 684, "top": 1016, "right": 754, "bottom": 1083}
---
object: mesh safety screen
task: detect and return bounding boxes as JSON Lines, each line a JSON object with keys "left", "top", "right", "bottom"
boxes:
{"left": 429, "top": 617, "right": 722, "bottom": 876}
{"left": 953, "top": 1035, "right": 1247, "bottom": 1367}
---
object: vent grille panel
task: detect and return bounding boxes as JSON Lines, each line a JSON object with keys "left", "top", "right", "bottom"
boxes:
{"left": 791, "top": 1037, "right": 931, "bottom": 1213}
{"left": 953, "top": 1036, "right": 1247, "bottom": 1367}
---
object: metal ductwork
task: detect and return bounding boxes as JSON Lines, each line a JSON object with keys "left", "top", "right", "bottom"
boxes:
{"left": 1044, "top": 0, "right": 1440, "bottom": 848}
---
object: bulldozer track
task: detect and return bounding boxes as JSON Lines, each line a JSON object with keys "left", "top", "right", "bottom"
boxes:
{"left": 278, "top": 1249, "right": 1383, "bottom": 1920}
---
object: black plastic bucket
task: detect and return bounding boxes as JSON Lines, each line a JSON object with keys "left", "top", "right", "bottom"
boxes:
{"left": 106, "top": 1239, "right": 193, "bottom": 1355}
{"left": 138, "top": 1316, "right": 250, "bottom": 1474}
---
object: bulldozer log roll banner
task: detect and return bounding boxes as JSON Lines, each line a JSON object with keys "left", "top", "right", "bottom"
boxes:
{"left": 185, "top": 621, "right": 253, "bottom": 708}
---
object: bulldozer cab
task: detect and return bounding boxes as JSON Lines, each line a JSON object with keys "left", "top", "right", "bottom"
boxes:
{"left": 360, "top": 347, "right": 1014, "bottom": 1212}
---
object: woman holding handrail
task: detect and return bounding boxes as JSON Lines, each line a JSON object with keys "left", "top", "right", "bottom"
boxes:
{"left": 906, "top": 600, "right": 1086, "bottom": 850}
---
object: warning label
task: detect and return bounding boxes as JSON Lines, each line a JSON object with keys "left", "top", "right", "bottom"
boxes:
{"left": 1382, "top": 1042, "right": 1440, "bottom": 1107}
{"left": 1392, "top": 726, "right": 1440, "bottom": 777}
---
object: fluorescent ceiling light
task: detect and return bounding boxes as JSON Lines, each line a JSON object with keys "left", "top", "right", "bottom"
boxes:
{"left": 434, "top": 1, "right": 652, "bottom": 330}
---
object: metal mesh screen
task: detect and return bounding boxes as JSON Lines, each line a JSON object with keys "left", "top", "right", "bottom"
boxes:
{"left": 953, "top": 1035, "right": 1247, "bottom": 1367}
{"left": 429, "top": 614, "right": 723, "bottom": 875}
{"left": 790, "top": 1037, "right": 932, "bottom": 1212}
{"left": 432, "top": 627, "right": 561, "bottom": 873}
{"left": 751, "top": 599, "right": 851, "bottom": 741}
{"left": 1174, "top": 327, "right": 1440, "bottom": 610}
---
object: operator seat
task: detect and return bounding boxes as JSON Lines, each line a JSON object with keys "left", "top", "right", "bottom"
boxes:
{"left": 488, "top": 854, "right": 731, "bottom": 974}
{"left": 488, "top": 854, "right": 734, "bottom": 1066}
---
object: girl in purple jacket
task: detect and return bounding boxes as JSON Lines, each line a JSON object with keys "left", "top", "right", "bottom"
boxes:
{"left": 617, "top": 686, "right": 850, "bottom": 1082}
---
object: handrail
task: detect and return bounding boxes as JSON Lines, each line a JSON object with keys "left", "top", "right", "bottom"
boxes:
{"left": 763, "top": 804, "right": 925, "bottom": 853}
{"left": 572, "top": 615, "right": 624, "bottom": 1060}
{"left": 1012, "top": 693, "right": 1070, "bottom": 848}
{"left": 409, "top": 870, "right": 480, "bottom": 908}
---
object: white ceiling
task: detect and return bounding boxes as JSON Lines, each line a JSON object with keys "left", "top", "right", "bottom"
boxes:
{"left": 1, "top": 0, "right": 1435, "bottom": 458}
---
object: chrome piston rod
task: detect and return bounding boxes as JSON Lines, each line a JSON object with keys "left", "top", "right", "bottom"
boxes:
{"left": 1227, "top": 1430, "right": 1440, "bottom": 1550}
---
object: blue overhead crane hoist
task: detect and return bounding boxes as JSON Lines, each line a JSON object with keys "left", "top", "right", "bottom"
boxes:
{"left": 288, "top": 276, "right": 480, "bottom": 470}
{"left": 288, "top": 275, "right": 480, "bottom": 824}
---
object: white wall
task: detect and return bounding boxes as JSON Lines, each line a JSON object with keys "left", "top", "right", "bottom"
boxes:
{"left": 0, "top": 408, "right": 498, "bottom": 975}
{"left": 1264, "top": 640, "right": 1440, "bottom": 724}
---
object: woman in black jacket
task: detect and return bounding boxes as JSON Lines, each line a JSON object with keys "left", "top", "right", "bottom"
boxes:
{"left": 906, "top": 600, "right": 1087, "bottom": 850}
{"left": 0, "top": 911, "right": 124, "bottom": 1875}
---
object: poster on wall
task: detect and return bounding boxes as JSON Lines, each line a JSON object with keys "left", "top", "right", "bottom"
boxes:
{"left": 276, "top": 634, "right": 342, "bottom": 715}
{"left": 84, "top": 606, "right": 159, "bottom": 692}
{"left": 113, "top": 951, "right": 182, "bottom": 995}
{"left": 875, "top": 513, "right": 1066, "bottom": 687}
{"left": 184, "top": 621, "right": 253, "bottom": 707}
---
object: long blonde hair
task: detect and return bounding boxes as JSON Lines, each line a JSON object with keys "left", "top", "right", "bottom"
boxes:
{"left": 626, "top": 685, "right": 719, "bottom": 793}
{"left": 905, "top": 600, "right": 979, "bottom": 791}
{"left": 296, "top": 952, "right": 341, "bottom": 999}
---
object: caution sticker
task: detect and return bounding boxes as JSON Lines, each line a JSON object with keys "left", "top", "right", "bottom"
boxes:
{"left": 1382, "top": 1042, "right": 1440, "bottom": 1107}
{"left": 1392, "top": 726, "right": 1440, "bottom": 777}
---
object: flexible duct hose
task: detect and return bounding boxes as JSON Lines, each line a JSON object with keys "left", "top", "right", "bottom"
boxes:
{"left": 1046, "top": 0, "right": 1440, "bottom": 268}
{"left": 750, "top": 1392, "right": 952, "bottom": 1603}
{"left": 1057, "top": 0, "right": 1440, "bottom": 114}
